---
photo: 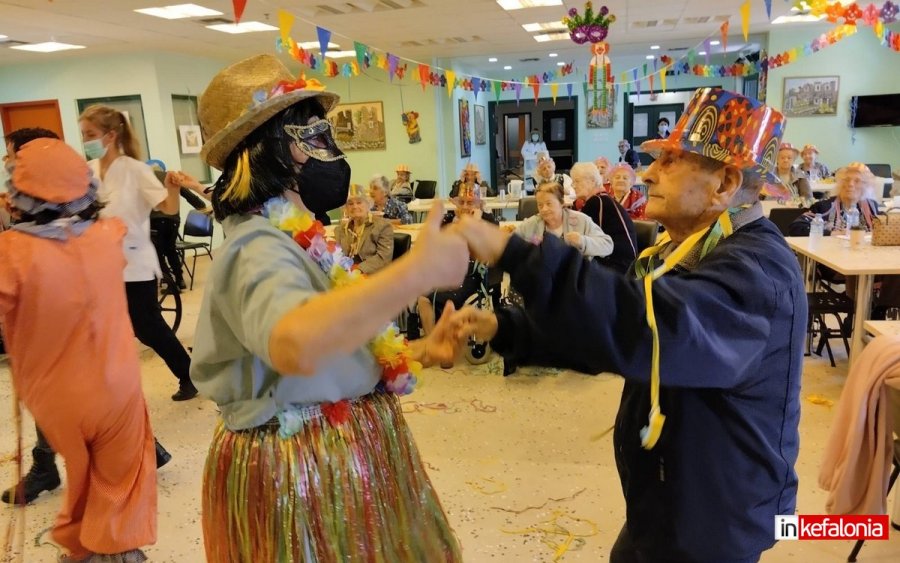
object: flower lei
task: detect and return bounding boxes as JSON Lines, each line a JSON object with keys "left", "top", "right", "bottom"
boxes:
{"left": 264, "top": 197, "right": 420, "bottom": 398}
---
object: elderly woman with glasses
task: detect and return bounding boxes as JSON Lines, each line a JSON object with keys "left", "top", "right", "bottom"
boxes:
{"left": 334, "top": 184, "right": 394, "bottom": 274}
{"left": 608, "top": 163, "right": 647, "bottom": 220}
{"left": 369, "top": 174, "right": 413, "bottom": 225}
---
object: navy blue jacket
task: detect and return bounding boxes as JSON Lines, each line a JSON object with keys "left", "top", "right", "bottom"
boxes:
{"left": 491, "top": 217, "right": 804, "bottom": 561}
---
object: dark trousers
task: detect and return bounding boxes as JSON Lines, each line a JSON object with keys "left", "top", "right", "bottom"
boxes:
{"left": 150, "top": 216, "right": 183, "bottom": 284}
{"left": 125, "top": 280, "right": 192, "bottom": 385}
{"left": 610, "top": 524, "right": 761, "bottom": 563}
{"left": 34, "top": 425, "right": 53, "bottom": 455}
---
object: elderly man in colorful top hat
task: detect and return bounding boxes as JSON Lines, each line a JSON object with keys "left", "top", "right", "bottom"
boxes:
{"left": 450, "top": 87, "right": 804, "bottom": 562}
{"left": 190, "top": 54, "right": 467, "bottom": 561}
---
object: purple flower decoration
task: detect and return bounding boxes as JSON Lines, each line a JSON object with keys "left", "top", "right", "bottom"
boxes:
{"left": 600, "top": 6, "right": 609, "bottom": 16}
{"left": 568, "top": 7, "right": 578, "bottom": 17}
{"left": 883, "top": 1, "right": 899, "bottom": 23}
{"left": 307, "top": 236, "right": 329, "bottom": 261}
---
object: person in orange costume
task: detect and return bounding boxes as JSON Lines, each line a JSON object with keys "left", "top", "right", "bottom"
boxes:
{"left": 0, "top": 138, "right": 156, "bottom": 563}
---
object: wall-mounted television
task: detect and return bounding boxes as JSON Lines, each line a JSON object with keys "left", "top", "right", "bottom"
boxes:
{"left": 850, "top": 94, "right": 900, "bottom": 127}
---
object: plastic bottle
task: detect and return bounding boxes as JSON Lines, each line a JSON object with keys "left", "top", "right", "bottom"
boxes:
{"left": 846, "top": 206, "right": 860, "bottom": 229}
{"left": 810, "top": 213, "right": 825, "bottom": 242}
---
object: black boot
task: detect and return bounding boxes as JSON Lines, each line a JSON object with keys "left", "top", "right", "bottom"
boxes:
{"left": 171, "top": 380, "right": 198, "bottom": 401}
{"left": 1, "top": 448, "right": 60, "bottom": 505}
{"left": 155, "top": 439, "right": 171, "bottom": 469}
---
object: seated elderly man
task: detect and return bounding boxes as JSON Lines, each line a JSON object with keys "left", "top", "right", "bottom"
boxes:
{"left": 570, "top": 162, "right": 637, "bottom": 273}
{"left": 390, "top": 164, "right": 414, "bottom": 200}
{"left": 533, "top": 154, "right": 575, "bottom": 200}
{"left": 449, "top": 88, "right": 803, "bottom": 563}
{"left": 515, "top": 181, "right": 612, "bottom": 259}
{"left": 417, "top": 184, "right": 499, "bottom": 343}
{"left": 617, "top": 139, "right": 641, "bottom": 169}
{"left": 334, "top": 183, "right": 394, "bottom": 274}
{"left": 450, "top": 162, "right": 495, "bottom": 198}
{"left": 369, "top": 174, "right": 413, "bottom": 225}
{"left": 798, "top": 144, "right": 830, "bottom": 180}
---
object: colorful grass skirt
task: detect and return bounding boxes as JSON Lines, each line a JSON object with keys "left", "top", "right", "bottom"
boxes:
{"left": 202, "top": 391, "right": 462, "bottom": 562}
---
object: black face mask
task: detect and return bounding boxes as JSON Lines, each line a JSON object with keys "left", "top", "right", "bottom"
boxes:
{"left": 293, "top": 158, "right": 351, "bottom": 215}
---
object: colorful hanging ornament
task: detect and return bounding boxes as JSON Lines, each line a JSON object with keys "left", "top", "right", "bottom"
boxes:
{"left": 882, "top": 0, "right": 899, "bottom": 22}
{"left": 564, "top": 3, "right": 616, "bottom": 118}
{"left": 562, "top": 2, "right": 617, "bottom": 44}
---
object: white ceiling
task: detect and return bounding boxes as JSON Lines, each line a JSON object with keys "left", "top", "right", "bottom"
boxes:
{"left": 0, "top": 0, "right": 813, "bottom": 72}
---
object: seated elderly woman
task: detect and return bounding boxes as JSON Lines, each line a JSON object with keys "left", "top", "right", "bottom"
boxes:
{"left": 390, "top": 164, "right": 414, "bottom": 200}
{"left": 798, "top": 144, "right": 830, "bottom": 181}
{"left": 788, "top": 162, "right": 880, "bottom": 236}
{"left": 570, "top": 162, "right": 637, "bottom": 273}
{"left": 775, "top": 143, "right": 812, "bottom": 201}
{"left": 334, "top": 184, "right": 395, "bottom": 274}
{"left": 417, "top": 184, "right": 500, "bottom": 341}
{"left": 450, "top": 162, "right": 495, "bottom": 198}
{"left": 608, "top": 163, "right": 647, "bottom": 220}
{"left": 534, "top": 154, "right": 575, "bottom": 200}
{"left": 369, "top": 174, "right": 413, "bottom": 225}
{"left": 515, "top": 181, "right": 613, "bottom": 258}
{"left": 594, "top": 156, "right": 611, "bottom": 181}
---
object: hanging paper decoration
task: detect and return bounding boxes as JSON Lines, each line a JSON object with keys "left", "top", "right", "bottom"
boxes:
{"left": 513, "top": 82, "right": 522, "bottom": 105}
{"left": 564, "top": 3, "right": 616, "bottom": 118}
{"left": 648, "top": 74, "right": 654, "bottom": 96}
{"left": 704, "top": 38, "right": 712, "bottom": 64}
{"left": 720, "top": 20, "right": 730, "bottom": 54}
{"left": 566, "top": 83, "right": 574, "bottom": 99}
{"left": 632, "top": 68, "right": 640, "bottom": 102}
{"left": 316, "top": 26, "right": 331, "bottom": 62}
{"left": 471, "top": 77, "right": 482, "bottom": 100}
{"left": 660, "top": 67, "right": 667, "bottom": 92}
{"left": 278, "top": 9, "right": 294, "bottom": 44}
{"left": 387, "top": 54, "right": 399, "bottom": 81}
{"left": 445, "top": 70, "right": 456, "bottom": 98}
{"left": 740, "top": 0, "right": 751, "bottom": 40}
{"left": 843, "top": 3, "right": 864, "bottom": 24}
{"left": 493, "top": 81, "right": 503, "bottom": 102}
{"left": 531, "top": 76, "right": 541, "bottom": 104}
{"left": 354, "top": 42, "right": 369, "bottom": 69}
{"left": 882, "top": 1, "right": 899, "bottom": 22}
{"left": 764, "top": 0, "right": 773, "bottom": 19}
{"left": 550, "top": 83, "right": 559, "bottom": 105}
{"left": 401, "top": 111, "right": 421, "bottom": 144}
{"left": 232, "top": 0, "right": 247, "bottom": 24}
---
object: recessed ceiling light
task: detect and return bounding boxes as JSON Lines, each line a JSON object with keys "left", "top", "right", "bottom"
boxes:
{"left": 497, "top": 0, "right": 563, "bottom": 11}
{"left": 710, "top": 40, "right": 721, "bottom": 46}
{"left": 135, "top": 3, "right": 222, "bottom": 19}
{"left": 645, "top": 55, "right": 655, "bottom": 59}
{"left": 10, "top": 41, "right": 85, "bottom": 53}
{"left": 556, "top": 61, "right": 565, "bottom": 66}
{"left": 489, "top": 57, "right": 498, "bottom": 62}
{"left": 325, "top": 51, "right": 356, "bottom": 59}
{"left": 534, "top": 32, "right": 569, "bottom": 42}
{"left": 548, "top": 53, "right": 558, "bottom": 57}
{"left": 698, "top": 50, "right": 707, "bottom": 55}
{"left": 297, "top": 41, "right": 341, "bottom": 50}
{"left": 503, "top": 65, "right": 512, "bottom": 70}
{"left": 522, "top": 21, "right": 566, "bottom": 32}
{"left": 207, "top": 21, "right": 278, "bottom": 34}
{"left": 0, "top": 35, "right": 7, "bottom": 40}
{"left": 650, "top": 45, "right": 660, "bottom": 50}
{"left": 772, "top": 14, "right": 826, "bottom": 24}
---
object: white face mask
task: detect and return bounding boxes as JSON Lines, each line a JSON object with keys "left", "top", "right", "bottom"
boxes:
{"left": 83, "top": 138, "right": 108, "bottom": 160}
{"left": 658, "top": 125, "right": 668, "bottom": 134}
{"left": 531, "top": 135, "right": 539, "bottom": 142}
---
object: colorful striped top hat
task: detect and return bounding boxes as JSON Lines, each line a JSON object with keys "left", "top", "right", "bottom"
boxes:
{"left": 640, "top": 87, "right": 786, "bottom": 186}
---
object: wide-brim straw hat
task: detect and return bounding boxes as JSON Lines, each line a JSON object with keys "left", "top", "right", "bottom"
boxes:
{"left": 199, "top": 54, "right": 340, "bottom": 170}
{"left": 396, "top": 164, "right": 410, "bottom": 173}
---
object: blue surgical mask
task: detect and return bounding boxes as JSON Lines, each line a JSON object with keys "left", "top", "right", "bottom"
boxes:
{"left": 83, "top": 139, "right": 107, "bottom": 160}
{"left": 531, "top": 134, "right": 539, "bottom": 142}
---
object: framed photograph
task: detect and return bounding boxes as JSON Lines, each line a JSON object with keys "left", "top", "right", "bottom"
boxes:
{"left": 473, "top": 104, "right": 486, "bottom": 145}
{"left": 586, "top": 84, "right": 616, "bottom": 128}
{"left": 459, "top": 98, "right": 471, "bottom": 157}
{"left": 327, "top": 101, "right": 386, "bottom": 151}
{"left": 178, "top": 125, "right": 203, "bottom": 154}
{"left": 782, "top": 76, "right": 839, "bottom": 117}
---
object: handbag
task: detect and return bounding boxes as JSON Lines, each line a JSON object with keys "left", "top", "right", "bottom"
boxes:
{"left": 871, "top": 208, "right": 900, "bottom": 246}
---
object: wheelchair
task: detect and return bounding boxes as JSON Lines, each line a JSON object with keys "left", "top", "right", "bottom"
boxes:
{"left": 157, "top": 271, "right": 183, "bottom": 334}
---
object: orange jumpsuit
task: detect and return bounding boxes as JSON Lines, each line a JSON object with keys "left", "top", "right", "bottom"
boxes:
{"left": 0, "top": 219, "right": 156, "bottom": 559}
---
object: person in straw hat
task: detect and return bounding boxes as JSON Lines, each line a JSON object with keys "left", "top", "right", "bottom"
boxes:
{"left": 333, "top": 183, "right": 394, "bottom": 274}
{"left": 190, "top": 54, "right": 467, "bottom": 562}
{"left": 450, "top": 162, "right": 495, "bottom": 198}
{"left": 798, "top": 143, "right": 830, "bottom": 180}
{"left": 449, "top": 87, "right": 805, "bottom": 562}
{"left": 0, "top": 138, "right": 158, "bottom": 563}
{"left": 390, "top": 163, "right": 413, "bottom": 199}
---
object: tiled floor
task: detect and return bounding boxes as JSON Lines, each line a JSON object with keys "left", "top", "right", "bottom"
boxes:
{"left": 1, "top": 261, "right": 898, "bottom": 562}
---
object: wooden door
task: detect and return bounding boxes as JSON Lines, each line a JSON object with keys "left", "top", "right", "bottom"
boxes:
{"left": 1, "top": 100, "right": 64, "bottom": 140}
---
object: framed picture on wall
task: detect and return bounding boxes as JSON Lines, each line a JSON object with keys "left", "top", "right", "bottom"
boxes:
{"left": 782, "top": 76, "right": 839, "bottom": 117}
{"left": 178, "top": 125, "right": 202, "bottom": 154}
{"left": 585, "top": 85, "right": 616, "bottom": 128}
{"left": 473, "top": 104, "right": 486, "bottom": 145}
{"left": 327, "top": 101, "right": 386, "bottom": 151}
{"left": 459, "top": 99, "right": 471, "bottom": 157}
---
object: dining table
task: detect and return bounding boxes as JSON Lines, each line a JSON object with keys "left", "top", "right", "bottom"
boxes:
{"left": 785, "top": 235, "right": 900, "bottom": 364}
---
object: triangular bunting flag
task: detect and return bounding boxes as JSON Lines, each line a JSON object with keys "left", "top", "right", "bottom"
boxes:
{"left": 472, "top": 77, "right": 482, "bottom": 100}
{"left": 418, "top": 64, "right": 429, "bottom": 91}
{"left": 660, "top": 67, "right": 667, "bottom": 92}
{"left": 387, "top": 54, "right": 399, "bottom": 81}
{"left": 316, "top": 27, "right": 331, "bottom": 61}
{"left": 446, "top": 71, "right": 456, "bottom": 98}
{"left": 740, "top": 0, "right": 751, "bottom": 41}
{"left": 649, "top": 74, "right": 654, "bottom": 95}
{"left": 704, "top": 39, "right": 711, "bottom": 65}
{"left": 550, "top": 83, "right": 559, "bottom": 105}
{"left": 232, "top": 0, "right": 247, "bottom": 24}
{"left": 278, "top": 10, "right": 294, "bottom": 44}
{"left": 493, "top": 80, "right": 502, "bottom": 102}
{"left": 531, "top": 77, "right": 540, "bottom": 104}
{"left": 566, "top": 83, "right": 573, "bottom": 99}
{"left": 720, "top": 20, "right": 730, "bottom": 54}
{"left": 764, "top": 0, "right": 772, "bottom": 20}
{"left": 354, "top": 42, "right": 368, "bottom": 68}
{"left": 513, "top": 83, "right": 522, "bottom": 105}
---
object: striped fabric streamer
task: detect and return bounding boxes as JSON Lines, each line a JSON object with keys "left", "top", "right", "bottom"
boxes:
{"left": 202, "top": 391, "right": 461, "bottom": 562}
